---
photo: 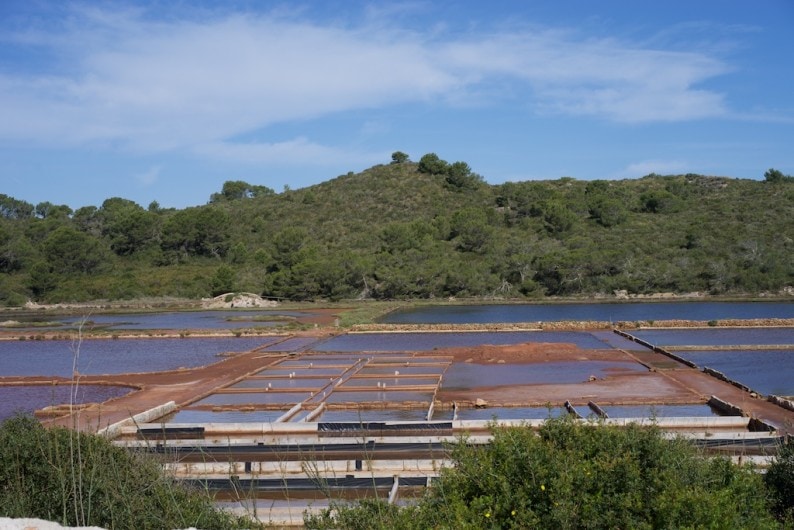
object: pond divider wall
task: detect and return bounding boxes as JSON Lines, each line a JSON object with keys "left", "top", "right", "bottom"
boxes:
{"left": 612, "top": 330, "right": 698, "bottom": 368}
{"left": 564, "top": 401, "right": 582, "bottom": 419}
{"left": 707, "top": 395, "right": 746, "bottom": 417}
{"left": 98, "top": 400, "right": 176, "bottom": 438}
{"left": 703, "top": 367, "right": 762, "bottom": 397}
{"left": 588, "top": 401, "right": 608, "bottom": 418}
{"left": 768, "top": 395, "right": 794, "bottom": 413}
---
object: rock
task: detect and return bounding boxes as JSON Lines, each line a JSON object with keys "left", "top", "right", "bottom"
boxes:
{"left": 475, "top": 398, "right": 488, "bottom": 408}
{"left": 200, "top": 292, "right": 278, "bottom": 309}
{"left": 0, "top": 518, "right": 106, "bottom": 529}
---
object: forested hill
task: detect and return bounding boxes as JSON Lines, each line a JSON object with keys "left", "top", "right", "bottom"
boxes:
{"left": 1, "top": 155, "right": 792, "bottom": 305}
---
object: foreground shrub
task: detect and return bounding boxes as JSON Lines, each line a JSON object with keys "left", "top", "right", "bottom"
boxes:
{"left": 0, "top": 415, "right": 253, "bottom": 529}
{"left": 306, "top": 417, "right": 777, "bottom": 529}
{"left": 766, "top": 440, "right": 794, "bottom": 521}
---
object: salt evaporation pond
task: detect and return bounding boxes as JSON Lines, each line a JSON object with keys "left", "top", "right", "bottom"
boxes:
{"left": 457, "top": 407, "right": 566, "bottom": 421}
{"left": 262, "top": 337, "right": 323, "bottom": 352}
{"left": 7, "top": 310, "right": 315, "bottom": 331}
{"left": 194, "top": 392, "right": 311, "bottom": 406}
{"left": 316, "top": 331, "right": 610, "bottom": 352}
{"left": 0, "top": 384, "right": 133, "bottom": 421}
{"left": 229, "top": 378, "right": 326, "bottom": 390}
{"left": 317, "top": 409, "right": 429, "bottom": 422}
{"left": 0, "top": 337, "right": 272, "bottom": 377}
{"left": 164, "top": 409, "right": 287, "bottom": 423}
{"left": 673, "top": 349, "right": 794, "bottom": 397}
{"left": 324, "top": 391, "right": 433, "bottom": 404}
{"left": 382, "top": 301, "right": 794, "bottom": 324}
{"left": 602, "top": 404, "right": 718, "bottom": 418}
{"left": 630, "top": 327, "right": 794, "bottom": 347}
{"left": 442, "top": 361, "right": 645, "bottom": 390}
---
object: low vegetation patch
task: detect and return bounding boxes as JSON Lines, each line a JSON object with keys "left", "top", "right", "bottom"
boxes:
{"left": 0, "top": 415, "right": 255, "bottom": 529}
{"left": 306, "top": 417, "right": 791, "bottom": 529}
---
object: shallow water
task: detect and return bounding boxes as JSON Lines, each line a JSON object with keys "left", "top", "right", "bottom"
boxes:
{"left": 262, "top": 337, "right": 323, "bottom": 352}
{"left": 163, "top": 409, "right": 287, "bottom": 423}
{"left": 229, "top": 378, "right": 328, "bottom": 390}
{"left": 340, "top": 377, "right": 439, "bottom": 388}
{"left": 456, "top": 407, "right": 566, "bottom": 421}
{"left": 317, "top": 331, "right": 610, "bottom": 352}
{"left": 673, "top": 349, "right": 794, "bottom": 396}
{"left": 317, "top": 409, "right": 430, "bottom": 422}
{"left": 193, "top": 392, "right": 310, "bottom": 406}
{"left": 442, "top": 361, "right": 646, "bottom": 390}
{"left": 601, "top": 404, "right": 718, "bottom": 418}
{"left": 382, "top": 302, "right": 794, "bottom": 324}
{"left": 0, "top": 337, "right": 269, "bottom": 377}
{"left": 0, "top": 384, "right": 133, "bottom": 421}
{"left": 324, "top": 391, "right": 433, "bottom": 404}
{"left": 6, "top": 311, "right": 313, "bottom": 330}
{"left": 358, "top": 365, "right": 447, "bottom": 376}
{"left": 259, "top": 368, "right": 346, "bottom": 377}
{"left": 630, "top": 328, "right": 794, "bottom": 347}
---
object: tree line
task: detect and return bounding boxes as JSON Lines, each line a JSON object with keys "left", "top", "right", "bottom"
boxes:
{"left": 1, "top": 156, "right": 792, "bottom": 304}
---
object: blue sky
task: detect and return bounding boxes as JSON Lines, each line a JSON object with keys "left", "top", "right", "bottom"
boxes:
{"left": 1, "top": 1, "right": 793, "bottom": 210}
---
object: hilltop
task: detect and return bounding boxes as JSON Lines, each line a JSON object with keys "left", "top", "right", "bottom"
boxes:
{"left": 1, "top": 155, "right": 792, "bottom": 304}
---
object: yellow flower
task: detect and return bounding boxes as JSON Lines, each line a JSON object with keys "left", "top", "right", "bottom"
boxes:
{"left": 511, "top": 510, "right": 517, "bottom": 516}
{"left": 485, "top": 512, "right": 491, "bottom": 518}
{"left": 541, "top": 484, "right": 546, "bottom": 491}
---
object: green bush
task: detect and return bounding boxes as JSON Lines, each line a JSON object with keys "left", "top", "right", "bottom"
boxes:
{"left": 306, "top": 418, "right": 777, "bottom": 529}
{"left": 0, "top": 415, "right": 254, "bottom": 529}
{"left": 766, "top": 440, "right": 794, "bottom": 520}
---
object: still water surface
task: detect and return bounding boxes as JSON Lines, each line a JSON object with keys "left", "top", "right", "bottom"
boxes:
{"left": 317, "top": 331, "right": 611, "bottom": 352}
{"left": 0, "top": 385, "right": 133, "bottom": 421}
{"left": 630, "top": 328, "right": 794, "bottom": 347}
{"left": 0, "top": 337, "right": 272, "bottom": 377}
{"left": 673, "top": 349, "right": 793, "bottom": 396}
{"left": 382, "top": 302, "right": 794, "bottom": 324}
{"left": 8, "top": 310, "right": 312, "bottom": 330}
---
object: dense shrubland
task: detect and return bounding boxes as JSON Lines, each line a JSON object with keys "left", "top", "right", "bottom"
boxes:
{"left": 1, "top": 155, "right": 792, "bottom": 304}
{"left": 1, "top": 415, "right": 792, "bottom": 528}
{"left": 0, "top": 415, "right": 254, "bottom": 529}
{"left": 306, "top": 417, "right": 791, "bottom": 529}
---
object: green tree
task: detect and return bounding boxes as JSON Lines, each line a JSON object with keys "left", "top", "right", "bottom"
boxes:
{"left": 764, "top": 168, "right": 793, "bottom": 183}
{"left": 101, "top": 202, "right": 159, "bottom": 256}
{"left": 445, "top": 161, "right": 484, "bottom": 191}
{"left": 27, "top": 260, "right": 57, "bottom": 299}
{"left": 449, "top": 208, "right": 493, "bottom": 253}
{"left": 417, "top": 153, "right": 448, "bottom": 175}
{"left": 210, "top": 264, "right": 236, "bottom": 296}
{"left": 209, "top": 180, "right": 274, "bottom": 202}
{"left": 160, "top": 207, "right": 230, "bottom": 260}
{"left": 391, "top": 151, "right": 409, "bottom": 164}
{"left": 42, "top": 226, "right": 107, "bottom": 275}
{"left": 765, "top": 441, "right": 794, "bottom": 520}
{"left": 541, "top": 200, "right": 577, "bottom": 234}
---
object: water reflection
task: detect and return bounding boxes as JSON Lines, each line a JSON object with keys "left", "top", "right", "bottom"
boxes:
{"left": 0, "top": 384, "right": 133, "bottom": 421}
{"left": 382, "top": 302, "right": 794, "bottom": 324}
{"left": 0, "top": 337, "right": 272, "bottom": 377}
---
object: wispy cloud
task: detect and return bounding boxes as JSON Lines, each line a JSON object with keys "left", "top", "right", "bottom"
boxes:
{"left": 197, "top": 138, "right": 385, "bottom": 167}
{"left": 619, "top": 159, "right": 689, "bottom": 178}
{"left": 0, "top": 5, "right": 735, "bottom": 163}
{"left": 134, "top": 165, "right": 161, "bottom": 187}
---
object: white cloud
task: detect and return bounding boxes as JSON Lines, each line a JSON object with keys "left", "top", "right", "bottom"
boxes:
{"left": 197, "top": 138, "right": 385, "bottom": 167}
{"left": 0, "top": 5, "right": 734, "bottom": 163}
{"left": 134, "top": 165, "right": 161, "bottom": 187}
{"left": 619, "top": 160, "right": 689, "bottom": 178}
